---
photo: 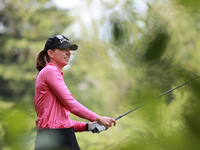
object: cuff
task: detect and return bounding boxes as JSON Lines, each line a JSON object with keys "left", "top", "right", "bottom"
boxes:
{"left": 86, "top": 123, "right": 89, "bottom": 131}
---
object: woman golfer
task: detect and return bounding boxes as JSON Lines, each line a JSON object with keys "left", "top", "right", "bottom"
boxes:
{"left": 34, "top": 35, "right": 116, "bottom": 150}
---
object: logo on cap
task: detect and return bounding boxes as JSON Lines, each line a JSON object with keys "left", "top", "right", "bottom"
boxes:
{"left": 60, "top": 38, "right": 68, "bottom": 43}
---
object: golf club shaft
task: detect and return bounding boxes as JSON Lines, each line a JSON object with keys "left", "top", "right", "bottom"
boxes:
{"left": 158, "top": 75, "right": 200, "bottom": 97}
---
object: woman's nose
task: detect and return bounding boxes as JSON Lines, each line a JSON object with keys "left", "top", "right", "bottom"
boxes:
{"left": 66, "top": 50, "right": 71, "bottom": 55}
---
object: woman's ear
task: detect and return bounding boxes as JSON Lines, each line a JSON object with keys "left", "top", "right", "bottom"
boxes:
{"left": 47, "top": 49, "right": 54, "bottom": 59}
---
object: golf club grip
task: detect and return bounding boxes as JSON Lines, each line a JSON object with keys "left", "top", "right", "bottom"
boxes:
{"left": 114, "top": 116, "right": 121, "bottom": 120}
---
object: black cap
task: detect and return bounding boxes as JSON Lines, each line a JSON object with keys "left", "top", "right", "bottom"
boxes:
{"left": 43, "top": 35, "right": 78, "bottom": 53}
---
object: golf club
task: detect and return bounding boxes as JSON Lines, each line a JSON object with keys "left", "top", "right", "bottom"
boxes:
{"left": 92, "top": 75, "right": 200, "bottom": 133}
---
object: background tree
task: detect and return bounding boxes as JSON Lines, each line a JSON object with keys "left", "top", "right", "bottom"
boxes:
{"left": 0, "top": 0, "right": 200, "bottom": 149}
{"left": 67, "top": 0, "right": 200, "bottom": 149}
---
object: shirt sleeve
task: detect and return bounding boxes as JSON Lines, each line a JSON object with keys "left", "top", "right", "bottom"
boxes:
{"left": 71, "top": 120, "right": 87, "bottom": 132}
{"left": 45, "top": 66, "right": 97, "bottom": 122}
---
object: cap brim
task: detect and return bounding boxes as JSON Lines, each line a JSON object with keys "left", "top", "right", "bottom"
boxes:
{"left": 57, "top": 43, "right": 78, "bottom": 50}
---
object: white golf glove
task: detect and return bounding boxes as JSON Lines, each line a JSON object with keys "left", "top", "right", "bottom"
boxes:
{"left": 87, "top": 122, "right": 106, "bottom": 133}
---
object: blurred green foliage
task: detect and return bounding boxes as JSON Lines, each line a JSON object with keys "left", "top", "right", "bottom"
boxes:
{"left": 0, "top": 0, "right": 200, "bottom": 150}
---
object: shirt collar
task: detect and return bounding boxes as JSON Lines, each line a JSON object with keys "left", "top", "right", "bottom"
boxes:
{"left": 46, "top": 63, "right": 64, "bottom": 75}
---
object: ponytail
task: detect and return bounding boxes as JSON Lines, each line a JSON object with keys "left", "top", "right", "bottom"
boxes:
{"left": 35, "top": 50, "right": 50, "bottom": 72}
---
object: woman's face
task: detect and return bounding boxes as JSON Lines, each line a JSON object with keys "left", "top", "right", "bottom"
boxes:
{"left": 48, "top": 48, "right": 71, "bottom": 70}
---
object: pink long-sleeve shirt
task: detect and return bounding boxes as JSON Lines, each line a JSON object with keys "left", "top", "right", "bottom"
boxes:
{"left": 34, "top": 63, "right": 97, "bottom": 131}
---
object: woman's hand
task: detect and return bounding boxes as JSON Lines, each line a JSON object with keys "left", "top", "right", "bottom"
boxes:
{"left": 95, "top": 115, "right": 116, "bottom": 129}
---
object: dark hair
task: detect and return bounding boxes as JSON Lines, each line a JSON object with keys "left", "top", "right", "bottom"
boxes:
{"left": 35, "top": 50, "right": 50, "bottom": 72}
